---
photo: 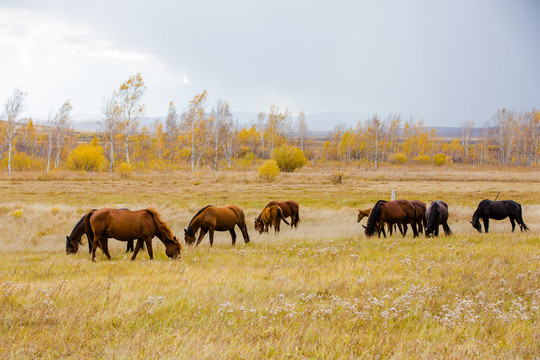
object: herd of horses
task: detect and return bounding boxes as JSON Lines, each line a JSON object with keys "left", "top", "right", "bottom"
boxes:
{"left": 65, "top": 199, "right": 529, "bottom": 261}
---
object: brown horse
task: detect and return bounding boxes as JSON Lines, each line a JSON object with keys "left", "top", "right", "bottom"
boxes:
{"left": 265, "top": 200, "right": 300, "bottom": 228}
{"left": 66, "top": 208, "right": 140, "bottom": 254}
{"left": 85, "top": 208, "right": 181, "bottom": 261}
{"left": 358, "top": 207, "right": 403, "bottom": 237}
{"left": 364, "top": 199, "right": 418, "bottom": 238}
{"left": 255, "top": 204, "right": 290, "bottom": 234}
{"left": 410, "top": 200, "right": 427, "bottom": 234}
{"left": 184, "top": 205, "right": 250, "bottom": 246}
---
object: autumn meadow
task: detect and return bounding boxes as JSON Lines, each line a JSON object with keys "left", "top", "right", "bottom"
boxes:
{"left": 0, "top": 165, "right": 538, "bottom": 359}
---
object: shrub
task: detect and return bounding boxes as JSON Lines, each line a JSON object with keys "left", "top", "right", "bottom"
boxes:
{"left": 51, "top": 207, "right": 60, "bottom": 216}
{"left": 271, "top": 145, "right": 306, "bottom": 172}
{"left": 412, "top": 154, "right": 431, "bottom": 165}
{"left": 1, "top": 151, "right": 43, "bottom": 171}
{"left": 388, "top": 152, "right": 408, "bottom": 165}
{"left": 237, "top": 152, "right": 255, "bottom": 170}
{"left": 433, "top": 153, "right": 447, "bottom": 166}
{"left": 258, "top": 160, "right": 280, "bottom": 181}
{"left": 67, "top": 144, "right": 106, "bottom": 171}
{"left": 116, "top": 162, "right": 133, "bottom": 178}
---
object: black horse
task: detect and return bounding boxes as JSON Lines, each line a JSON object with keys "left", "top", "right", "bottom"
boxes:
{"left": 66, "top": 209, "right": 138, "bottom": 254}
{"left": 471, "top": 200, "right": 529, "bottom": 233}
{"left": 425, "top": 200, "right": 451, "bottom": 237}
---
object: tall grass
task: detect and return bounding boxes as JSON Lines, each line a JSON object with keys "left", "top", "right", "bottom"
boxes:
{"left": 0, "top": 167, "right": 539, "bottom": 358}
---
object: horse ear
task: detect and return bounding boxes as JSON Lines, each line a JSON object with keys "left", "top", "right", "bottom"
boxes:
{"left": 362, "top": 225, "right": 367, "bottom": 229}
{"left": 469, "top": 221, "right": 473, "bottom": 224}
{"left": 184, "top": 229, "right": 187, "bottom": 234}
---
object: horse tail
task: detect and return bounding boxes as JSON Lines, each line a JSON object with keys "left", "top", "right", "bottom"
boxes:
{"left": 518, "top": 204, "right": 529, "bottom": 231}
{"left": 366, "top": 200, "right": 385, "bottom": 235}
{"left": 294, "top": 207, "right": 300, "bottom": 226}
{"left": 84, "top": 210, "right": 96, "bottom": 248}
{"left": 277, "top": 207, "right": 290, "bottom": 225}
{"left": 145, "top": 208, "right": 175, "bottom": 241}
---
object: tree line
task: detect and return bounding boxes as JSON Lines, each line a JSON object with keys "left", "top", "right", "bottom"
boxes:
{"left": 1, "top": 74, "right": 539, "bottom": 173}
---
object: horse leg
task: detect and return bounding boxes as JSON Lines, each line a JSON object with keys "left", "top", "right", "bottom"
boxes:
{"left": 131, "top": 239, "right": 145, "bottom": 261}
{"left": 401, "top": 223, "right": 408, "bottom": 237}
{"left": 209, "top": 229, "right": 215, "bottom": 246}
{"left": 275, "top": 219, "right": 280, "bottom": 233}
{"left": 442, "top": 222, "right": 451, "bottom": 236}
{"left": 241, "top": 223, "right": 250, "bottom": 244}
{"left": 509, "top": 217, "right": 516, "bottom": 232}
{"left": 411, "top": 221, "right": 419, "bottom": 238}
{"left": 101, "top": 237, "right": 112, "bottom": 260}
{"left": 435, "top": 225, "right": 439, "bottom": 237}
{"left": 483, "top": 217, "right": 489, "bottom": 233}
{"left": 91, "top": 235, "right": 99, "bottom": 261}
{"left": 229, "top": 228, "right": 236, "bottom": 246}
{"left": 195, "top": 228, "right": 208, "bottom": 246}
{"left": 126, "top": 240, "right": 133, "bottom": 253}
{"left": 144, "top": 237, "right": 154, "bottom": 260}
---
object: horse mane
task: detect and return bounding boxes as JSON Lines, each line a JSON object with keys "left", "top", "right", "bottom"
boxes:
{"left": 186, "top": 205, "right": 213, "bottom": 235}
{"left": 365, "top": 200, "right": 386, "bottom": 235}
{"left": 145, "top": 208, "right": 175, "bottom": 241}
{"left": 427, "top": 202, "right": 440, "bottom": 231}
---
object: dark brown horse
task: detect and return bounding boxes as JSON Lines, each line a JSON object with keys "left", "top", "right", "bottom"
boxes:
{"left": 410, "top": 200, "right": 427, "bottom": 234}
{"left": 357, "top": 207, "right": 402, "bottom": 237}
{"left": 425, "top": 200, "right": 451, "bottom": 237}
{"left": 85, "top": 208, "right": 181, "bottom": 261}
{"left": 255, "top": 204, "right": 290, "bottom": 234}
{"left": 471, "top": 199, "right": 529, "bottom": 233}
{"left": 265, "top": 200, "right": 300, "bottom": 228}
{"left": 184, "top": 205, "right": 250, "bottom": 246}
{"left": 364, "top": 199, "right": 418, "bottom": 238}
{"left": 66, "top": 209, "right": 138, "bottom": 254}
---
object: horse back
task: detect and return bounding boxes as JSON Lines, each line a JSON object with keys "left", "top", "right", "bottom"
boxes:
{"left": 90, "top": 208, "right": 156, "bottom": 240}
{"left": 394, "top": 199, "right": 415, "bottom": 219}
{"left": 202, "top": 205, "right": 245, "bottom": 230}
{"left": 266, "top": 200, "right": 298, "bottom": 218}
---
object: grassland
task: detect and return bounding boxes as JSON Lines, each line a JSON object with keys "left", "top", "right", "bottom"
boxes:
{"left": 0, "top": 165, "right": 539, "bottom": 359}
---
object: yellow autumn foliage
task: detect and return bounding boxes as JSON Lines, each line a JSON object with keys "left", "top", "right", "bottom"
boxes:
{"left": 67, "top": 144, "right": 106, "bottom": 171}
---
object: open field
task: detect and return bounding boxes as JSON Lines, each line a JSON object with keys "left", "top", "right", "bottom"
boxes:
{"left": 1, "top": 166, "right": 539, "bottom": 358}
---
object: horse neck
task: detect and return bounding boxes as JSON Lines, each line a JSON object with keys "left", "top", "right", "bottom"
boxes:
{"left": 69, "top": 218, "right": 87, "bottom": 240}
{"left": 187, "top": 216, "right": 201, "bottom": 236}
{"left": 366, "top": 205, "right": 383, "bottom": 233}
{"left": 427, "top": 204, "right": 440, "bottom": 227}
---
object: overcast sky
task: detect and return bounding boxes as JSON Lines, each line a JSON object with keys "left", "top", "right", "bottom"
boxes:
{"left": 0, "top": 0, "right": 539, "bottom": 127}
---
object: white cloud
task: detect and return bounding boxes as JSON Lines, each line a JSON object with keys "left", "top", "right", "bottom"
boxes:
{"left": 0, "top": 7, "right": 189, "bottom": 116}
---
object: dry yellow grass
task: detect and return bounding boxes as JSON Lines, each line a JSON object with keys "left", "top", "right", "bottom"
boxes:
{"left": 0, "top": 167, "right": 539, "bottom": 358}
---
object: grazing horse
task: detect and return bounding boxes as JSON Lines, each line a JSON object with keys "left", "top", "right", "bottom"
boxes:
{"left": 364, "top": 199, "right": 418, "bottom": 238}
{"left": 410, "top": 200, "right": 427, "bottom": 234}
{"left": 85, "top": 208, "right": 181, "bottom": 261}
{"left": 265, "top": 200, "right": 300, "bottom": 228}
{"left": 471, "top": 200, "right": 529, "bottom": 233}
{"left": 255, "top": 205, "right": 290, "bottom": 234}
{"left": 184, "top": 205, "right": 250, "bottom": 246}
{"left": 425, "top": 201, "right": 451, "bottom": 237}
{"left": 66, "top": 209, "right": 138, "bottom": 254}
{"left": 357, "top": 207, "right": 402, "bottom": 237}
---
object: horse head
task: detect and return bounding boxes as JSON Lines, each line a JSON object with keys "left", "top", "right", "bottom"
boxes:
{"left": 470, "top": 219, "right": 481, "bottom": 233}
{"left": 184, "top": 228, "right": 196, "bottom": 245}
{"left": 254, "top": 217, "right": 264, "bottom": 233}
{"left": 165, "top": 236, "right": 182, "bottom": 259}
{"left": 470, "top": 212, "right": 482, "bottom": 233}
{"left": 65, "top": 235, "right": 79, "bottom": 254}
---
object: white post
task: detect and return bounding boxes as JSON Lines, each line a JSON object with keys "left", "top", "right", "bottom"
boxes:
{"left": 391, "top": 190, "right": 396, "bottom": 201}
